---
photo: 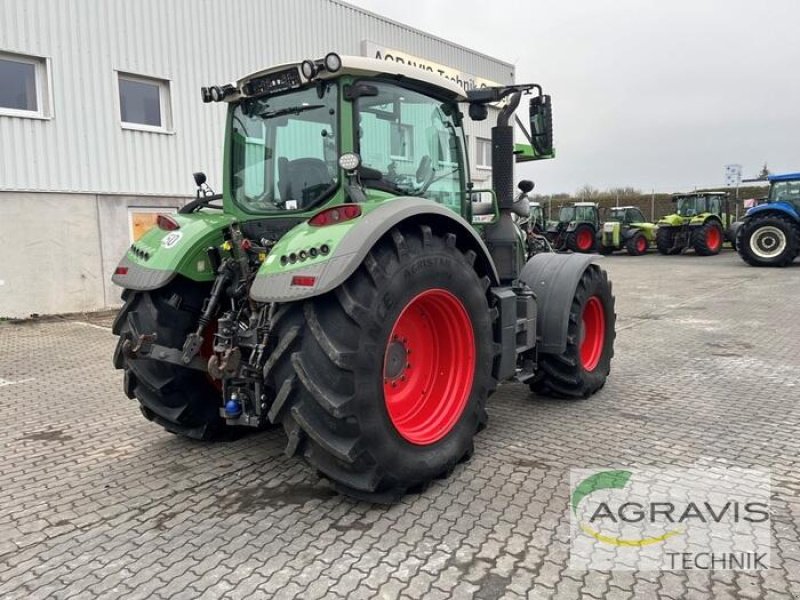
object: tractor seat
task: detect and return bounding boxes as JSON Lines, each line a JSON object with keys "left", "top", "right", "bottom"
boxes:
{"left": 278, "top": 158, "right": 333, "bottom": 207}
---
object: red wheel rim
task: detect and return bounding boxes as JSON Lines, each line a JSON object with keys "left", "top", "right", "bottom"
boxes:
{"left": 706, "top": 226, "right": 721, "bottom": 251}
{"left": 636, "top": 236, "right": 648, "bottom": 254}
{"left": 580, "top": 296, "right": 605, "bottom": 371}
{"left": 577, "top": 229, "right": 593, "bottom": 251}
{"left": 383, "top": 289, "right": 475, "bottom": 445}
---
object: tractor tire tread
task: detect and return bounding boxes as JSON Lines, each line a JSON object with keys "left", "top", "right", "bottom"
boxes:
{"left": 529, "top": 266, "right": 615, "bottom": 400}
{"left": 264, "top": 226, "right": 493, "bottom": 502}
{"left": 736, "top": 214, "right": 800, "bottom": 267}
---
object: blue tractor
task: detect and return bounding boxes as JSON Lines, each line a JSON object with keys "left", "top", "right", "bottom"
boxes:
{"left": 736, "top": 172, "right": 800, "bottom": 267}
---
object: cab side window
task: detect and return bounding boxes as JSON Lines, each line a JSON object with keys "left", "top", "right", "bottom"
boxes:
{"left": 356, "top": 82, "right": 465, "bottom": 213}
{"left": 628, "top": 208, "right": 646, "bottom": 223}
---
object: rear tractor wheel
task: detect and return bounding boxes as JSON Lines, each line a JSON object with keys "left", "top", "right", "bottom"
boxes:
{"left": 656, "top": 227, "right": 679, "bottom": 255}
{"left": 693, "top": 220, "right": 723, "bottom": 256}
{"left": 566, "top": 225, "right": 597, "bottom": 253}
{"left": 737, "top": 214, "right": 800, "bottom": 267}
{"left": 113, "top": 279, "right": 224, "bottom": 440}
{"left": 530, "top": 265, "right": 615, "bottom": 398}
{"left": 264, "top": 226, "right": 495, "bottom": 502}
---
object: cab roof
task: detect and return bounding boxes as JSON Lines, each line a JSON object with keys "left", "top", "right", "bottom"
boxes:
{"left": 671, "top": 191, "right": 727, "bottom": 197}
{"left": 768, "top": 172, "right": 800, "bottom": 182}
{"left": 611, "top": 206, "right": 639, "bottom": 210}
{"left": 236, "top": 55, "right": 467, "bottom": 102}
{"left": 573, "top": 202, "right": 598, "bottom": 207}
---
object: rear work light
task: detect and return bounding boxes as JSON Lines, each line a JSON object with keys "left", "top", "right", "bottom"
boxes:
{"left": 157, "top": 214, "right": 181, "bottom": 231}
{"left": 308, "top": 205, "right": 362, "bottom": 227}
{"left": 290, "top": 275, "right": 317, "bottom": 287}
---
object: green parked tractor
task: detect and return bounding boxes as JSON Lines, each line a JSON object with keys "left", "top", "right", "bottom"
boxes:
{"left": 656, "top": 191, "right": 733, "bottom": 255}
{"left": 545, "top": 202, "right": 600, "bottom": 253}
{"left": 111, "top": 53, "right": 616, "bottom": 501}
{"left": 597, "top": 206, "right": 657, "bottom": 256}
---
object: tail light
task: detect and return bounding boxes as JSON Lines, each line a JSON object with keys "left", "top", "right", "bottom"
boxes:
{"left": 308, "top": 205, "right": 362, "bottom": 227}
{"left": 157, "top": 214, "right": 181, "bottom": 231}
{"left": 290, "top": 275, "right": 317, "bottom": 287}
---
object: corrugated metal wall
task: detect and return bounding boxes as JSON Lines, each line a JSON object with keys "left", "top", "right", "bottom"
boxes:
{"left": 0, "top": 0, "right": 513, "bottom": 196}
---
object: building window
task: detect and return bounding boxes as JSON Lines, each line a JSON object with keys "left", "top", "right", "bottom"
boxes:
{"left": 0, "top": 51, "right": 50, "bottom": 118}
{"left": 118, "top": 72, "right": 172, "bottom": 132}
{"left": 476, "top": 137, "right": 492, "bottom": 169}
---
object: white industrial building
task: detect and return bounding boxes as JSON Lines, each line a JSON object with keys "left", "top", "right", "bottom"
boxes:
{"left": 0, "top": 0, "right": 513, "bottom": 318}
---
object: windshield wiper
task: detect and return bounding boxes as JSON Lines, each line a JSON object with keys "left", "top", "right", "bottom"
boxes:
{"left": 258, "top": 104, "right": 325, "bottom": 119}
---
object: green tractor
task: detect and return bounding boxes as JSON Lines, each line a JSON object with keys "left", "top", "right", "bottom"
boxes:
{"left": 528, "top": 200, "right": 546, "bottom": 233}
{"left": 656, "top": 191, "right": 733, "bottom": 255}
{"left": 597, "top": 206, "right": 657, "bottom": 256}
{"left": 545, "top": 202, "right": 600, "bottom": 253}
{"left": 111, "top": 53, "right": 616, "bottom": 501}
{"left": 520, "top": 199, "right": 553, "bottom": 257}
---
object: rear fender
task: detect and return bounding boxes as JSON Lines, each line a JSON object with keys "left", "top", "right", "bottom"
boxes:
{"left": 519, "top": 253, "right": 600, "bottom": 355}
{"left": 250, "top": 197, "right": 499, "bottom": 303}
{"left": 111, "top": 212, "right": 235, "bottom": 291}
{"left": 692, "top": 213, "right": 720, "bottom": 227}
{"left": 744, "top": 202, "right": 800, "bottom": 222}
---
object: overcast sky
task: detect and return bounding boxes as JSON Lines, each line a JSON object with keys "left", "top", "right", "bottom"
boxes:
{"left": 348, "top": 0, "right": 800, "bottom": 195}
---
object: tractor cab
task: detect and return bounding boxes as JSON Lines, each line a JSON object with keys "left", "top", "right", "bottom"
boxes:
{"left": 528, "top": 201, "right": 545, "bottom": 232}
{"left": 665, "top": 192, "right": 730, "bottom": 222}
{"left": 606, "top": 206, "right": 647, "bottom": 225}
{"left": 556, "top": 202, "right": 600, "bottom": 226}
{"left": 765, "top": 173, "right": 800, "bottom": 213}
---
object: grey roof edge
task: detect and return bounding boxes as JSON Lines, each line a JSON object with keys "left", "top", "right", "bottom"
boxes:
{"left": 330, "top": 0, "right": 516, "bottom": 72}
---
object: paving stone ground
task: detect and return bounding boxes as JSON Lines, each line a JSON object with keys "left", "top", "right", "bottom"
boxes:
{"left": 1, "top": 250, "right": 799, "bottom": 599}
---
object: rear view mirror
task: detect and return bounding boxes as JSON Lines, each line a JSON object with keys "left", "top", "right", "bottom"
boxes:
{"left": 344, "top": 82, "right": 379, "bottom": 100}
{"left": 193, "top": 172, "right": 207, "bottom": 187}
{"left": 529, "top": 95, "right": 554, "bottom": 157}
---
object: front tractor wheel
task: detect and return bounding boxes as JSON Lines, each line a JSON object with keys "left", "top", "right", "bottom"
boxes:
{"left": 737, "top": 214, "right": 800, "bottom": 267}
{"left": 265, "top": 226, "right": 495, "bottom": 502}
{"left": 566, "top": 225, "right": 597, "bottom": 253}
{"left": 530, "top": 265, "right": 615, "bottom": 398}
{"left": 625, "top": 233, "right": 649, "bottom": 256}
{"left": 693, "top": 221, "right": 723, "bottom": 256}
